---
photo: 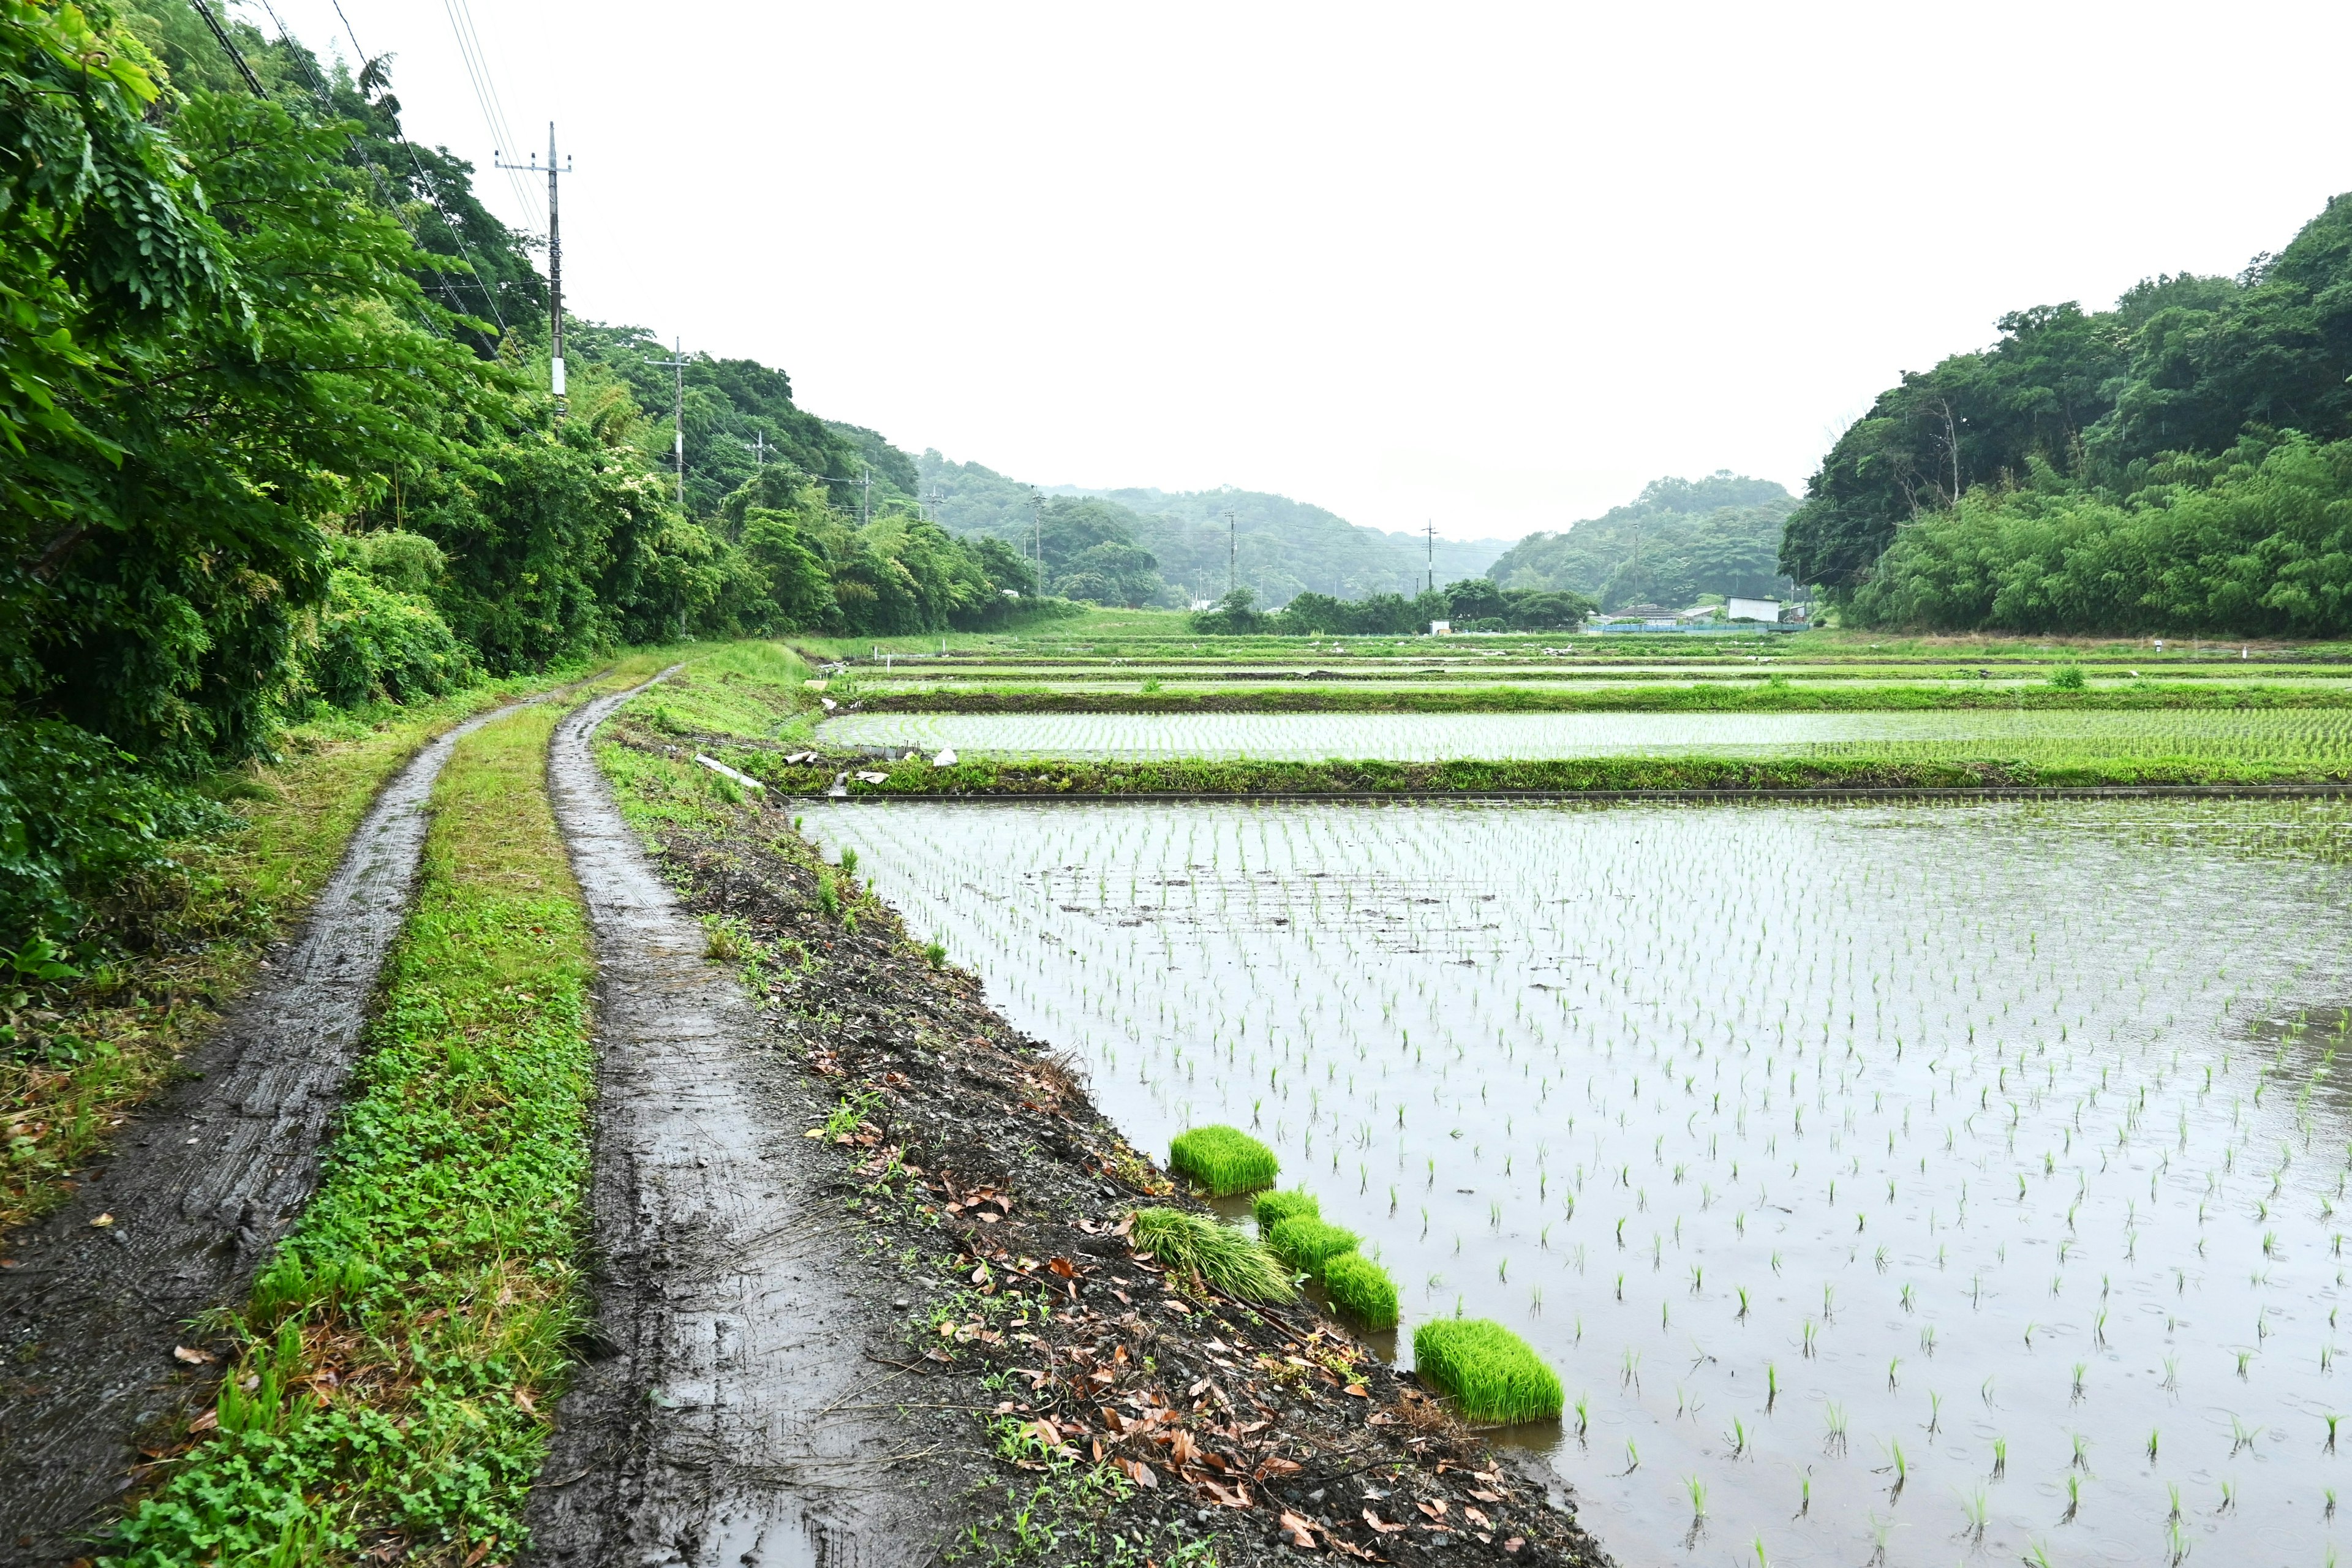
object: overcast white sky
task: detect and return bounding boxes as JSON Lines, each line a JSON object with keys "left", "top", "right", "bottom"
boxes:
{"left": 252, "top": 0, "right": 2351, "bottom": 540}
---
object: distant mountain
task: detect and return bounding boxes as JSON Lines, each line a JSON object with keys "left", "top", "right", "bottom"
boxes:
{"left": 916, "top": 451, "right": 1511, "bottom": 608}
{"left": 1484, "top": 472, "right": 1797, "bottom": 611}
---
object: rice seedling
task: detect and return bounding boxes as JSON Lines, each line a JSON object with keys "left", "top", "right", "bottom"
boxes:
{"left": 1251, "top": 1186, "right": 1320, "bottom": 1232}
{"left": 1321, "top": 1250, "right": 1398, "bottom": 1329}
{"left": 1127, "top": 1207, "right": 1294, "bottom": 1301}
{"left": 1412, "top": 1318, "right": 1564, "bottom": 1423}
{"left": 1167, "top": 1124, "right": 1279, "bottom": 1194}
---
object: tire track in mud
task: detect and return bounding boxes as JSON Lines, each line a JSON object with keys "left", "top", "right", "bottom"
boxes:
{"left": 0, "top": 694, "right": 554, "bottom": 1564}
{"left": 528, "top": 678, "right": 941, "bottom": 1568}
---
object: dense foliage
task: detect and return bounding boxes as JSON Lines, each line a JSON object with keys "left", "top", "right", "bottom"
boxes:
{"left": 0, "top": 0, "right": 1047, "bottom": 948}
{"left": 1786, "top": 194, "right": 2352, "bottom": 634}
{"left": 1483, "top": 473, "right": 1796, "bottom": 611}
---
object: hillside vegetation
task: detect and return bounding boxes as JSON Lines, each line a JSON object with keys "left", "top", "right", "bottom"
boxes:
{"left": 1784, "top": 194, "right": 2352, "bottom": 636}
{"left": 1485, "top": 472, "right": 1796, "bottom": 609}
{"left": 918, "top": 451, "right": 1510, "bottom": 608}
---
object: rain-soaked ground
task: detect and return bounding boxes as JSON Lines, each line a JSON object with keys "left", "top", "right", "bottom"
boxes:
{"left": 0, "top": 696, "right": 544, "bottom": 1564}
{"left": 805, "top": 794, "right": 2352, "bottom": 1568}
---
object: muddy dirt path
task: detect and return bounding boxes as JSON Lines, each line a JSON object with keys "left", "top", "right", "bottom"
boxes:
{"left": 528, "top": 680, "right": 945, "bottom": 1568}
{"left": 0, "top": 696, "right": 553, "bottom": 1564}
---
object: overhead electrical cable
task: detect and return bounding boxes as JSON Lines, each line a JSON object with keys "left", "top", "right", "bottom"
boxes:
{"left": 443, "top": 0, "right": 545, "bottom": 233}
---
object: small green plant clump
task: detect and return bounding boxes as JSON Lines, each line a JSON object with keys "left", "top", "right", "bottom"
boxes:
{"left": 1253, "top": 1186, "right": 1321, "bottom": 1231}
{"left": 1167, "top": 1124, "right": 1280, "bottom": 1194}
{"left": 1413, "top": 1317, "right": 1565, "bottom": 1424}
{"left": 1322, "top": 1250, "right": 1400, "bottom": 1328}
{"left": 1268, "top": 1215, "right": 1363, "bottom": 1279}
{"left": 1129, "top": 1207, "right": 1295, "bottom": 1301}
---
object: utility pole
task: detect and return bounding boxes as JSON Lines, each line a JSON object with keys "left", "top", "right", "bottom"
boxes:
{"left": 861, "top": 463, "right": 872, "bottom": 527}
{"left": 744, "top": 431, "right": 769, "bottom": 470}
{"left": 495, "top": 126, "right": 574, "bottom": 415}
{"left": 1028, "top": 488, "right": 1044, "bottom": 591}
{"left": 1226, "top": 508, "right": 1238, "bottom": 597}
{"left": 1425, "top": 520, "right": 1436, "bottom": 595}
{"left": 648, "top": 338, "right": 688, "bottom": 506}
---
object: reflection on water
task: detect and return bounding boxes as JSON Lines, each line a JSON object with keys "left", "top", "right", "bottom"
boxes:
{"left": 809, "top": 797, "right": 2352, "bottom": 1568}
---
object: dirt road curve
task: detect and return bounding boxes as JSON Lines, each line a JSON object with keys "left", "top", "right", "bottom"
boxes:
{"left": 0, "top": 698, "right": 545, "bottom": 1565}
{"left": 527, "top": 679, "right": 941, "bottom": 1568}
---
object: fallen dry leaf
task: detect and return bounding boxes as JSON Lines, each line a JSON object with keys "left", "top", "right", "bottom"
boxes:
{"left": 172, "top": 1346, "right": 216, "bottom": 1366}
{"left": 1117, "top": 1457, "right": 1159, "bottom": 1489}
{"left": 89, "top": 1213, "right": 113, "bottom": 1228}
{"left": 1279, "top": 1510, "right": 1319, "bottom": 1549}
{"left": 1417, "top": 1498, "right": 1449, "bottom": 1520}
{"left": 1463, "top": 1506, "right": 1493, "bottom": 1528}
{"left": 1362, "top": 1509, "right": 1407, "bottom": 1534}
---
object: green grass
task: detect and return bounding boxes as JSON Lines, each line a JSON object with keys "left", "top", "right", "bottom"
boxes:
{"left": 1128, "top": 1207, "right": 1295, "bottom": 1302}
{"left": 1166, "top": 1124, "right": 1279, "bottom": 1194}
{"left": 733, "top": 748, "right": 2352, "bottom": 797}
{"left": 1412, "top": 1318, "right": 1565, "bottom": 1425}
{"left": 1251, "top": 1186, "right": 1321, "bottom": 1232}
{"left": 2, "top": 658, "right": 636, "bottom": 1237}
{"left": 96, "top": 676, "right": 655, "bottom": 1565}
{"left": 1266, "top": 1215, "right": 1361, "bottom": 1280}
{"left": 857, "top": 680, "right": 2352, "bottom": 715}
{"left": 625, "top": 640, "right": 813, "bottom": 741}
{"left": 1321, "top": 1251, "right": 1399, "bottom": 1329}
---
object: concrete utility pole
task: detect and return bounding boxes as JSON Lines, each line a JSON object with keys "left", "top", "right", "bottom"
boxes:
{"left": 1028, "top": 488, "right": 1044, "bottom": 590}
{"left": 1226, "top": 508, "right": 1238, "bottom": 597}
{"left": 861, "top": 463, "right": 872, "bottom": 527}
{"left": 1425, "top": 520, "right": 1436, "bottom": 595}
{"left": 744, "top": 431, "right": 769, "bottom": 470}
{"left": 648, "top": 338, "right": 688, "bottom": 505}
{"left": 496, "top": 126, "right": 575, "bottom": 415}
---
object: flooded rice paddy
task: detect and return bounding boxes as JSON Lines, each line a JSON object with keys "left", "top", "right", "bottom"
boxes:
{"left": 815, "top": 709, "right": 2352, "bottom": 766}
{"left": 808, "top": 796, "right": 2352, "bottom": 1567}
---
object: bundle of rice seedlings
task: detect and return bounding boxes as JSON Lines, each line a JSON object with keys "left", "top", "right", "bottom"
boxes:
{"left": 1129, "top": 1207, "right": 1295, "bottom": 1302}
{"left": 1253, "top": 1186, "right": 1321, "bottom": 1232}
{"left": 1268, "top": 1215, "right": 1361, "bottom": 1279}
{"left": 1322, "top": 1251, "right": 1400, "bottom": 1329}
{"left": 1168, "top": 1125, "right": 1280, "bottom": 1195}
{"left": 1412, "top": 1318, "right": 1564, "bottom": 1424}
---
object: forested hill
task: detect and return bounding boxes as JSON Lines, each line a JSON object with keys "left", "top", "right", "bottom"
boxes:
{"left": 1782, "top": 193, "right": 2352, "bottom": 635}
{"left": 917, "top": 453, "right": 1512, "bottom": 608}
{"left": 1483, "top": 473, "right": 1797, "bottom": 610}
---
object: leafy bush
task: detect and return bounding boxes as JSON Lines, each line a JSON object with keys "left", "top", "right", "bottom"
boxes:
{"left": 1128, "top": 1208, "right": 1294, "bottom": 1302}
{"left": 1252, "top": 1186, "right": 1321, "bottom": 1232}
{"left": 1167, "top": 1125, "right": 1279, "bottom": 1194}
{"left": 0, "top": 720, "right": 221, "bottom": 949}
{"left": 1267, "top": 1216, "right": 1361, "bottom": 1280}
{"left": 1412, "top": 1318, "right": 1564, "bottom": 1424}
{"left": 1322, "top": 1252, "right": 1399, "bottom": 1329}
{"left": 303, "top": 568, "right": 476, "bottom": 710}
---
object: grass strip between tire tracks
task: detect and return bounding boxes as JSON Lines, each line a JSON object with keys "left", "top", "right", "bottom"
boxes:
{"left": 4, "top": 665, "right": 613, "bottom": 1238}
{"left": 100, "top": 695, "right": 608, "bottom": 1566}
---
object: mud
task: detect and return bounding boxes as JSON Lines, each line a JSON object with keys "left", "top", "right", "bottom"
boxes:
{"left": 0, "top": 696, "right": 546, "bottom": 1565}
{"left": 527, "top": 679, "right": 973, "bottom": 1567}
{"left": 535, "top": 704, "right": 1616, "bottom": 1567}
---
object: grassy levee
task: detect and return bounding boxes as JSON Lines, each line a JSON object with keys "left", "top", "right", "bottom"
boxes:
{"left": 728, "top": 750, "right": 2352, "bottom": 797}
{"left": 99, "top": 688, "right": 623, "bottom": 1565}
{"left": 856, "top": 680, "right": 2352, "bottom": 714}
{"left": 2, "top": 668, "right": 613, "bottom": 1237}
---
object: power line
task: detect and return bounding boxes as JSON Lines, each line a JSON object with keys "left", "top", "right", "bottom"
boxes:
{"left": 189, "top": 0, "right": 265, "bottom": 94}
{"left": 441, "top": 0, "right": 544, "bottom": 232}
{"left": 328, "top": 0, "right": 510, "bottom": 336}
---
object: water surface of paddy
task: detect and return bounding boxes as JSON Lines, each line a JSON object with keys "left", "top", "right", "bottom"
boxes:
{"left": 809, "top": 797, "right": 2352, "bottom": 1567}
{"left": 816, "top": 709, "right": 2352, "bottom": 764}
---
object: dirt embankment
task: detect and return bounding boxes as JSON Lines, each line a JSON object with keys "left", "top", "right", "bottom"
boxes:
{"left": 0, "top": 698, "right": 540, "bottom": 1565}
{"left": 549, "top": 713, "right": 1615, "bottom": 1567}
